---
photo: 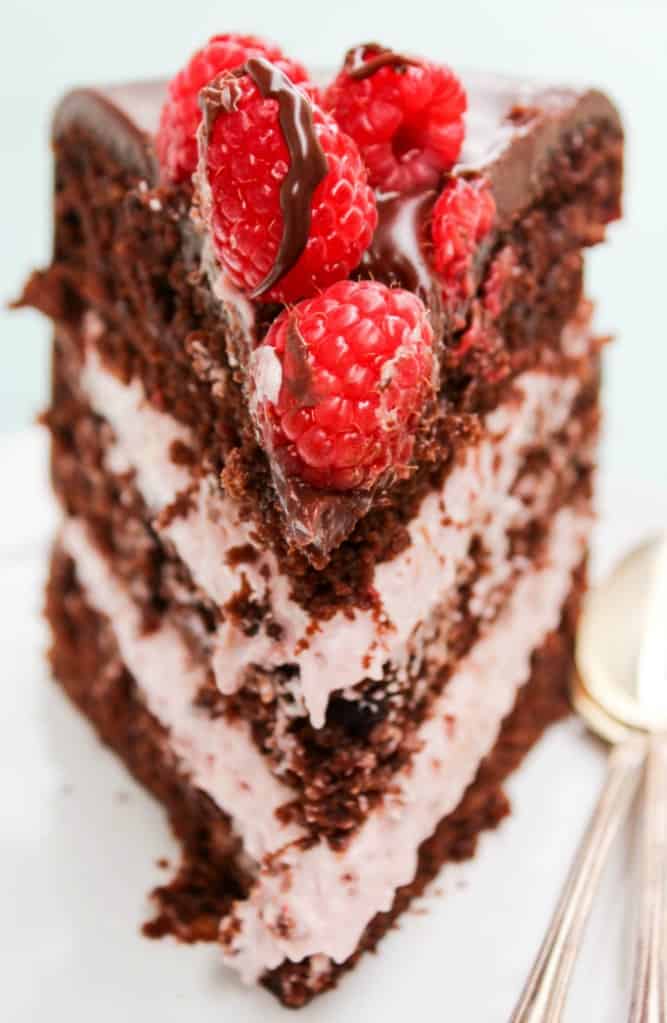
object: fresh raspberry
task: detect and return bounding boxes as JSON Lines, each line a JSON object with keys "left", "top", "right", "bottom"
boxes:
{"left": 324, "top": 43, "right": 467, "bottom": 192}
{"left": 431, "top": 176, "right": 496, "bottom": 317}
{"left": 482, "top": 245, "right": 517, "bottom": 319}
{"left": 157, "top": 34, "right": 309, "bottom": 182}
{"left": 250, "top": 280, "right": 435, "bottom": 491}
{"left": 449, "top": 245, "right": 516, "bottom": 372}
{"left": 202, "top": 61, "right": 377, "bottom": 304}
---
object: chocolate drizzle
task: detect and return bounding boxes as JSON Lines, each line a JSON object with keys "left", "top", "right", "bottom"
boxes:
{"left": 345, "top": 43, "right": 418, "bottom": 81}
{"left": 197, "top": 58, "right": 328, "bottom": 298}
{"left": 199, "top": 73, "right": 245, "bottom": 134}
{"left": 243, "top": 57, "right": 329, "bottom": 298}
{"left": 284, "top": 316, "right": 318, "bottom": 405}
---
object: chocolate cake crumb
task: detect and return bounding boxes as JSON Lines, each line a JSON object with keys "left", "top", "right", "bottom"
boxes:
{"left": 225, "top": 543, "right": 259, "bottom": 568}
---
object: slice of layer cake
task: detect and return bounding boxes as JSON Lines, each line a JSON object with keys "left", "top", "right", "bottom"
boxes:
{"left": 17, "top": 35, "right": 622, "bottom": 1006}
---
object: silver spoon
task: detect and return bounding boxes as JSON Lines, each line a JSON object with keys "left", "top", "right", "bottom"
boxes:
{"left": 511, "top": 535, "right": 667, "bottom": 1022}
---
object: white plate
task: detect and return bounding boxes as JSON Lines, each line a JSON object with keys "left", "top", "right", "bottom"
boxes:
{"left": 2, "top": 428, "right": 666, "bottom": 1023}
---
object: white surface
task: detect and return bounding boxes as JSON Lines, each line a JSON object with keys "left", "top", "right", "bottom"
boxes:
{"left": 1, "top": 426, "right": 667, "bottom": 1021}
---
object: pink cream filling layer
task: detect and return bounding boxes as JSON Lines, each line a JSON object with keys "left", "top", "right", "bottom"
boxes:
{"left": 61, "top": 505, "right": 589, "bottom": 979}
{"left": 78, "top": 313, "right": 592, "bottom": 726}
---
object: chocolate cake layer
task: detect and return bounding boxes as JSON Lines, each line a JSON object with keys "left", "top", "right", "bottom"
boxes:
{"left": 46, "top": 542, "right": 583, "bottom": 1007}
{"left": 17, "top": 73, "right": 622, "bottom": 564}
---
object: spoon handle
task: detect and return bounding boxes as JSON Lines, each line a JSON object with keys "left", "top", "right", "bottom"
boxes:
{"left": 628, "top": 733, "right": 667, "bottom": 1023}
{"left": 510, "top": 740, "right": 642, "bottom": 1023}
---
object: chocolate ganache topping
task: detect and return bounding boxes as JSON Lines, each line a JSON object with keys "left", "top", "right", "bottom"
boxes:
{"left": 345, "top": 43, "right": 419, "bottom": 80}
{"left": 360, "top": 189, "right": 437, "bottom": 299}
{"left": 200, "top": 56, "right": 329, "bottom": 299}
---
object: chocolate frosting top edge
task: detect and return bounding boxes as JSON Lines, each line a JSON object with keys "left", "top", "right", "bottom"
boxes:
{"left": 50, "top": 74, "right": 622, "bottom": 225}
{"left": 466, "top": 87, "right": 623, "bottom": 224}
{"left": 51, "top": 82, "right": 166, "bottom": 182}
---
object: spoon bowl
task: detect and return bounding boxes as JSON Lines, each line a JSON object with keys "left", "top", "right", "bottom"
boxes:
{"left": 576, "top": 534, "right": 667, "bottom": 734}
{"left": 571, "top": 670, "right": 638, "bottom": 747}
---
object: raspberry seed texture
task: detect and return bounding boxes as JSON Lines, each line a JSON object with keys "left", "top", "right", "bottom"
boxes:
{"left": 200, "top": 60, "right": 378, "bottom": 303}
{"left": 251, "top": 280, "right": 435, "bottom": 491}
{"left": 324, "top": 43, "right": 467, "bottom": 193}
{"left": 157, "top": 33, "right": 310, "bottom": 183}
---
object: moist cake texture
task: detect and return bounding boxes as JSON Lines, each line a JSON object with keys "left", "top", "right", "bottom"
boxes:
{"left": 17, "top": 36, "right": 622, "bottom": 1006}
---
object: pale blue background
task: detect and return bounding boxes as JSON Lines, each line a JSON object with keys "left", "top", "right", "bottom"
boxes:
{"left": 2, "top": 0, "right": 667, "bottom": 499}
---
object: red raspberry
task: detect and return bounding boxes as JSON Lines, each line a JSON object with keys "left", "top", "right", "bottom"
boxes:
{"left": 431, "top": 176, "right": 496, "bottom": 315}
{"left": 482, "top": 245, "right": 517, "bottom": 319}
{"left": 202, "top": 61, "right": 377, "bottom": 304}
{"left": 324, "top": 43, "right": 467, "bottom": 193}
{"left": 250, "top": 280, "right": 435, "bottom": 491}
{"left": 157, "top": 34, "right": 309, "bottom": 183}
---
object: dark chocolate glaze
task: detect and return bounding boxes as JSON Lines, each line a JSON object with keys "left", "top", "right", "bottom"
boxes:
{"left": 52, "top": 81, "right": 166, "bottom": 182}
{"left": 245, "top": 57, "right": 328, "bottom": 298}
{"left": 360, "top": 188, "right": 437, "bottom": 296}
{"left": 344, "top": 43, "right": 418, "bottom": 80}
{"left": 457, "top": 75, "right": 622, "bottom": 225}
{"left": 273, "top": 470, "right": 375, "bottom": 565}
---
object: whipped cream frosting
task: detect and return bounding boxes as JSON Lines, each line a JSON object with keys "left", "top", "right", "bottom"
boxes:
{"left": 61, "top": 505, "right": 590, "bottom": 979}
{"left": 79, "top": 313, "right": 592, "bottom": 726}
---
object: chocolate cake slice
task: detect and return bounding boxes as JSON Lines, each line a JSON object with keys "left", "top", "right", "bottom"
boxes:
{"left": 17, "top": 36, "right": 622, "bottom": 1007}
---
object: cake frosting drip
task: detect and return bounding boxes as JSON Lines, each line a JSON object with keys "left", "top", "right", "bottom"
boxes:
{"left": 221, "top": 505, "right": 589, "bottom": 977}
